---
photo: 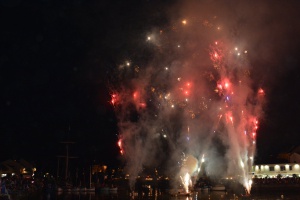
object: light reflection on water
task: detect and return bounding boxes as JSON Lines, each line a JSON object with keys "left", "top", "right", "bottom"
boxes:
{"left": 35, "top": 190, "right": 300, "bottom": 200}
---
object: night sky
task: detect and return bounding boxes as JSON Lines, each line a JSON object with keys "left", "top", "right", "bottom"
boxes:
{"left": 1, "top": 0, "right": 300, "bottom": 173}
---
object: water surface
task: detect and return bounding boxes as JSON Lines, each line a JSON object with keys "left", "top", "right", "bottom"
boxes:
{"left": 21, "top": 189, "right": 300, "bottom": 200}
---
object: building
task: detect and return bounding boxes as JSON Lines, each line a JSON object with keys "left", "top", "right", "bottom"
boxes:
{"left": 277, "top": 145, "right": 300, "bottom": 163}
{"left": 252, "top": 145, "right": 300, "bottom": 178}
{"left": 252, "top": 163, "right": 300, "bottom": 178}
{"left": 0, "top": 159, "right": 36, "bottom": 178}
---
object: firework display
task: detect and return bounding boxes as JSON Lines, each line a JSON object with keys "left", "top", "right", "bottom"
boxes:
{"left": 111, "top": 12, "right": 264, "bottom": 194}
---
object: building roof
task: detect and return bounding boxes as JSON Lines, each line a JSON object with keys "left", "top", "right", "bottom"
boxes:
{"left": 0, "top": 159, "right": 35, "bottom": 174}
{"left": 286, "top": 145, "right": 300, "bottom": 154}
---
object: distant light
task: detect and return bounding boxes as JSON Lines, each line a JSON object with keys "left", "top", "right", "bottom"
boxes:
{"left": 147, "top": 36, "right": 151, "bottom": 41}
{"left": 165, "top": 67, "right": 169, "bottom": 70}
{"left": 235, "top": 47, "right": 238, "bottom": 51}
{"left": 244, "top": 50, "right": 248, "bottom": 54}
{"left": 182, "top": 20, "right": 187, "bottom": 25}
{"left": 163, "top": 134, "right": 167, "bottom": 138}
{"left": 171, "top": 105, "right": 174, "bottom": 108}
{"left": 285, "top": 164, "right": 289, "bottom": 170}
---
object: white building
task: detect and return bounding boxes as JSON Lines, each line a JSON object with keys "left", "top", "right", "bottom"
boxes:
{"left": 252, "top": 146, "right": 300, "bottom": 178}
{"left": 252, "top": 163, "right": 300, "bottom": 178}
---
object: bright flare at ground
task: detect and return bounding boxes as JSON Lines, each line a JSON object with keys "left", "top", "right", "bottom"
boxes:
{"left": 180, "top": 173, "right": 191, "bottom": 193}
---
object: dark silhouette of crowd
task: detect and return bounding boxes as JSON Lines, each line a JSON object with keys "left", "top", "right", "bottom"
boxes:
{"left": 252, "top": 176, "right": 300, "bottom": 185}
{"left": 0, "top": 175, "right": 49, "bottom": 196}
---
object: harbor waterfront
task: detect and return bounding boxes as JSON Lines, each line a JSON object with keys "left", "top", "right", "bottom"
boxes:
{"left": 4, "top": 167, "right": 300, "bottom": 200}
{"left": 4, "top": 176, "right": 300, "bottom": 200}
{"left": 16, "top": 188, "right": 300, "bottom": 200}
{"left": 4, "top": 160, "right": 300, "bottom": 200}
